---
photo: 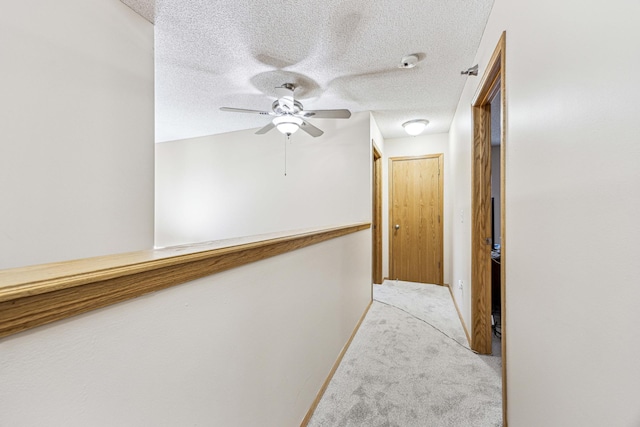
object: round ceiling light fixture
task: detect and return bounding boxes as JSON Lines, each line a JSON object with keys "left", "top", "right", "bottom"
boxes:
{"left": 402, "top": 119, "right": 430, "bottom": 136}
{"left": 273, "top": 115, "right": 303, "bottom": 136}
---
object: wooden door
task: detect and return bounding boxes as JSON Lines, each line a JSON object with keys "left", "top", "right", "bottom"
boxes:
{"left": 389, "top": 155, "right": 443, "bottom": 285}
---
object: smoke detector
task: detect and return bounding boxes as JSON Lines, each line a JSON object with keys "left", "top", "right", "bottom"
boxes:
{"left": 399, "top": 54, "right": 419, "bottom": 69}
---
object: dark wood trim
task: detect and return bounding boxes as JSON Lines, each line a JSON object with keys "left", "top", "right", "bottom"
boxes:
{"left": 0, "top": 223, "right": 371, "bottom": 339}
{"left": 300, "top": 299, "right": 372, "bottom": 426}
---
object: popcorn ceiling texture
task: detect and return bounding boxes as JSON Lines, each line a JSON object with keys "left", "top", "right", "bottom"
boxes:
{"left": 121, "top": 0, "right": 494, "bottom": 142}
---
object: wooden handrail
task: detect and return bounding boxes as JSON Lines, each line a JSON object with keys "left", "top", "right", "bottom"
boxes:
{"left": 0, "top": 222, "right": 370, "bottom": 338}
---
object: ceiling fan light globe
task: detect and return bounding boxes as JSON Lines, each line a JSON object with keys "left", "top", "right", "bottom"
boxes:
{"left": 276, "top": 123, "right": 300, "bottom": 135}
{"left": 402, "top": 119, "right": 429, "bottom": 136}
{"left": 273, "top": 115, "right": 303, "bottom": 136}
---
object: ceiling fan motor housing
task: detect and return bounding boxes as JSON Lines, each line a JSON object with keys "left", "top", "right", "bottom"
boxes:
{"left": 272, "top": 99, "right": 303, "bottom": 115}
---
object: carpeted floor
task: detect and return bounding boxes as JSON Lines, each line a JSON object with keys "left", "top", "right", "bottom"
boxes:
{"left": 307, "top": 280, "right": 502, "bottom": 427}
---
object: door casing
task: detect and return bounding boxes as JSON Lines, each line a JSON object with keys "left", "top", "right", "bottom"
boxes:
{"left": 372, "top": 145, "right": 383, "bottom": 285}
{"left": 471, "top": 31, "right": 508, "bottom": 425}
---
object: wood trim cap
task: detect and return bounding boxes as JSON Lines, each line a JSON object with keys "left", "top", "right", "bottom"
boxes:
{"left": 0, "top": 223, "right": 371, "bottom": 339}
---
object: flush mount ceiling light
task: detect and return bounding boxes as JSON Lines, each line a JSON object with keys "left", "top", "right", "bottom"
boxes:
{"left": 402, "top": 119, "right": 430, "bottom": 136}
{"left": 273, "top": 115, "right": 303, "bottom": 136}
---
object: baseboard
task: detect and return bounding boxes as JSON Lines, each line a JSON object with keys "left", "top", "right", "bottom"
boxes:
{"left": 300, "top": 299, "right": 373, "bottom": 426}
{"left": 446, "top": 283, "right": 471, "bottom": 346}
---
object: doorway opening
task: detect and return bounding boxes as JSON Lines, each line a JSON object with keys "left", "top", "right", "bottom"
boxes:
{"left": 470, "top": 31, "right": 507, "bottom": 422}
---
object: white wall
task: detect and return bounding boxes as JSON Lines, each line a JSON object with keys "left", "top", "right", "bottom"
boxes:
{"left": 156, "top": 112, "right": 372, "bottom": 246}
{"left": 0, "top": 0, "right": 154, "bottom": 269}
{"left": 382, "top": 133, "right": 451, "bottom": 284}
{"left": 449, "top": 0, "right": 640, "bottom": 425}
{"left": 0, "top": 230, "right": 371, "bottom": 427}
{"left": 0, "top": 3, "right": 373, "bottom": 426}
{"left": 370, "top": 113, "right": 385, "bottom": 154}
{"left": 150, "top": 112, "right": 373, "bottom": 425}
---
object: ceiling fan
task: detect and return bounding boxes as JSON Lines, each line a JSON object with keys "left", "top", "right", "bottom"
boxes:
{"left": 220, "top": 83, "right": 351, "bottom": 137}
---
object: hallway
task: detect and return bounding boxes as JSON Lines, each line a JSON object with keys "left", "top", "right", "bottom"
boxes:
{"left": 308, "top": 281, "right": 502, "bottom": 426}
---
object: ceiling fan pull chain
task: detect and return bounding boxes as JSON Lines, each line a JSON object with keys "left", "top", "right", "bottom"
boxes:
{"left": 284, "top": 134, "right": 289, "bottom": 176}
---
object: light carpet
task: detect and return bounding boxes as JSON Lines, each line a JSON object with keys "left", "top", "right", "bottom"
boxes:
{"left": 307, "top": 280, "right": 502, "bottom": 427}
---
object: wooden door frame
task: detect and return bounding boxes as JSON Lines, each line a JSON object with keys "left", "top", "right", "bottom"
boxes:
{"left": 372, "top": 144, "right": 383, "bottom": 285}
{"left": 470, "top": 31, "right": 507, "bottom": 424}
{"left": 388, "top": 153, "right": 444, "bottom": 285}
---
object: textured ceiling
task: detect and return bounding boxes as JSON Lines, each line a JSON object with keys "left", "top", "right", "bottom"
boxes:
{"left": 122, "top": 0, "right": 494, "bottom": 143}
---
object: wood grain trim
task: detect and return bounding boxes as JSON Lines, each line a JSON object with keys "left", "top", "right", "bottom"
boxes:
{"left": 388, "top": 157, "right": 395, "bottom": 279}
{"left": 0, "top": 223, "right": 371, "bottom": 339}
{"left": 300, "top": 300, "right": 373, "bottom": 426}
{"left": 471, "top": 102, "right": 493, "bottom": 355}
{"left": 437, "top": 154, "right": 445, "bottom": 285}
{"left": 372, "top": 144, "right": 383, "bottom": 285}
{"left": 447, "top": 283, "right": 471, "bottom": 346}
{"left": 473, "top": 32, "right": 506, "bottom": 107}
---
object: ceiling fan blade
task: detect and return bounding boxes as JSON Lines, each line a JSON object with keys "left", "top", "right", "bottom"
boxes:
{"left": 299, "top": 120, "right": 324, "bottom": 137}
{"left": 298, "top": 109, "right": 352, "bottom": 119}
{"left": 255, "top": 122, "right": 276, "bottom": 135}
{"left": 220, "top": 107, "right": 272, "bottom": 116}
{"left": 275, "top": 85, "right": 295, "bottom": 112}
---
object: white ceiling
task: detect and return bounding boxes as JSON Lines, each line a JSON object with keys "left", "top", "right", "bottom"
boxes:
{"left": 122, "top": 0, "right": 494, "bottom": 143}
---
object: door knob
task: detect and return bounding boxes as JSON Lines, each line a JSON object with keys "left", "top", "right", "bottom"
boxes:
{"left": 395, "top": 224, "right": 400, "bottom": 230}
